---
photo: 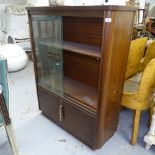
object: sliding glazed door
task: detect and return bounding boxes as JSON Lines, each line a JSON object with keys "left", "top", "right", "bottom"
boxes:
{"left": 31, "top": 15, "right": 63, "bottom": 96}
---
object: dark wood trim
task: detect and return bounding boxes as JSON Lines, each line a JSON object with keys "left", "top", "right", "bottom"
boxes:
{"left": 26, "top": 6, "right": 137, "bottom": 17}
{"left": 26, "top": 5, "right": 137, "bottom": 11}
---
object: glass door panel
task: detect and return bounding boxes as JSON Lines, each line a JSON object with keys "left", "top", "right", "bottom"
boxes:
{"left": 31, "top": 15, "right": 63, "bottom": 96}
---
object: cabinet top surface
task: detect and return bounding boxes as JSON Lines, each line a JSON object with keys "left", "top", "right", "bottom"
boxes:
{"left": 26, "top": 5, "right": 137, "bottom": 12}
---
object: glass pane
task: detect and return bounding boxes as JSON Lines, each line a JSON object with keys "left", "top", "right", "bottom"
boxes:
{"left": 32, "top": 15, "right": 63, "bottom": 95}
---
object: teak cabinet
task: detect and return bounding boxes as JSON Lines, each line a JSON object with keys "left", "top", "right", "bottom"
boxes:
{"left": 27, "top": 6, "right": 136, "bottom": 149}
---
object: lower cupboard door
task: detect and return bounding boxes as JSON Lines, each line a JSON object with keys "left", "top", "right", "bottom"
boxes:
{"left": 60, "top": 100, "right": 96, "bottom": 149}
{"left": 38, "top": 87, "right": 96, "bottom": 148}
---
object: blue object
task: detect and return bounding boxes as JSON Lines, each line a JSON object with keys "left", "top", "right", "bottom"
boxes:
{"left": 0, "top": 57, "right": 9, "bottom": 124}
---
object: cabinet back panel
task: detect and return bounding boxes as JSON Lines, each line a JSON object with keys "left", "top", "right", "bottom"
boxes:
{"left": 64, "top": 50, "right": 100, "bottom": 88}
{"left": 63, "top": 17, "right": 103, "bottom": 47}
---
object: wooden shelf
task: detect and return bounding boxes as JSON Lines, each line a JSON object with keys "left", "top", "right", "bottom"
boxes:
{"left": 63, "top": 41, "right": 101, "bottom": 58}
{"left": 64, "top": 76, "right": 98, "bottom": 110}
{"left": 37, "top": 38, "right": 101, "bottom": 58}
{"left": 38, "top": 75, "right": 98, "bottom": 110}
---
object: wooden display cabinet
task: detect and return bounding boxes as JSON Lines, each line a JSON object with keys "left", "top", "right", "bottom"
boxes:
{"left": 26, "top": 6, "right": 136, "bottom": 149}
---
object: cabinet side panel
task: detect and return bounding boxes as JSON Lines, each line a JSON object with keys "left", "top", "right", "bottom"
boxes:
{"left": 96, "top": 10, "right": 135, "bottom": 148}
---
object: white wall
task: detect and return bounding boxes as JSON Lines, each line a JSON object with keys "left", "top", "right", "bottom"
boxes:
{"left": 103, "top": 0, "right": 126, "bottom": 5}
{"left": 0, "top": 0, "right": 26, "bottom": 43}
{"left": 139, "top": 0, "right": 155, "bottom": 8}
{"left": 65, "top": 0, "right": 126, "bottom": 5}
{"left": 0, "top": 0, "right": 26, "bottom": 4}
{"left": 65, "top": 0, "right": 154, "bottom": 7}
{"left": 148, "top": 0, "right": 155, "bottom": 9}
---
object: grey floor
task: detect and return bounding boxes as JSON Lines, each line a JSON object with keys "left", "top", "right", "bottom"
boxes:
{"left": 0, "top": 61, "right": 155, "bottom": 155}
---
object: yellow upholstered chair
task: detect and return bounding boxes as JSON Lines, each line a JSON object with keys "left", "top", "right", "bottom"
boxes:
{"left": 125, "top": 37, "right": 148, "bottom": 79}
{"left": 139, "top": 40, "right": 155, "bottom": 72}
{"left": 122, "top": 58, "right": 155, "bottom": 145}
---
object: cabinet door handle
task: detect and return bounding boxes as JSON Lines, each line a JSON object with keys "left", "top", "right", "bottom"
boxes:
{"left": 59, "top": 104, "right": 64, "bottom": 122}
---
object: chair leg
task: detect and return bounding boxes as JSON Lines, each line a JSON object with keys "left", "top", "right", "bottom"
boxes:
{"left": 4, "top": 124, "right": 20, "bottom": 155}
{"left": 131, "top": 110, "right": 141, "bottom": 145}
{"left": 148, "top": 106, "right": 154, "bottom": 127}
{"left": 0, "top": 94, "right": 20, "bottom": 155}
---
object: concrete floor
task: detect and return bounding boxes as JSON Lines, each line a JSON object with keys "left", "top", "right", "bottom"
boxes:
{"left": 0, "top": 61, "right": 155, "bottom": 155}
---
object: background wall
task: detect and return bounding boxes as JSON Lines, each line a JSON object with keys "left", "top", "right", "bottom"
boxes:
{"left": 65, "top": 0, "right": 126, "bottom": 6}
{"left": 139, "top": 0, "right": 155, "bottom": 9}
{"left": 0, "top": 0, "right": 26, "bottom": 43}
{"left": 0, "top": 0, "right": 26, "bottom": 4}
{"left": 0, "top": 0, "right": 154, "bottom": 44}
{"left": 147, "top": 0, "right": 155, "bottom": 9}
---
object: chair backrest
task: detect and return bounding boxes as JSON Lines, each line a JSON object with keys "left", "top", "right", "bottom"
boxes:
{"left": 0, "top": 57, "right": 9, "bottom": 124}
{"left": 138, "top": 58, "right": 155, "bottom": 102}
{"left": 125, "top": 37, "right": 148, "bottom": 79}
{"left": 142, "top": 40, "right": 155, "bottom": 70}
